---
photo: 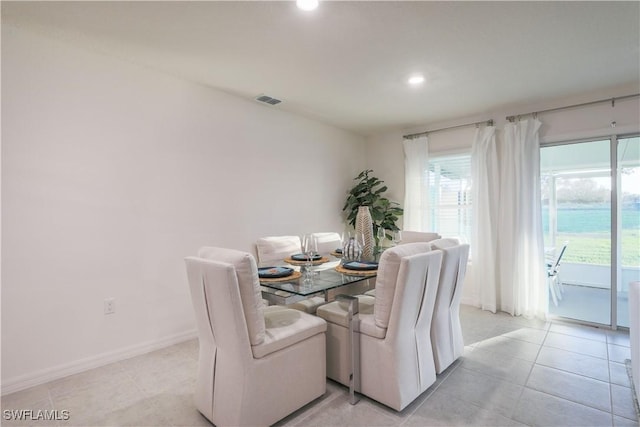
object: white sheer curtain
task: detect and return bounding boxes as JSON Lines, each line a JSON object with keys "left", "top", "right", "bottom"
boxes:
{"left": 403, "top": 136, "right": 429, "bottom": 231}
{"left": 471, "top": 126, "right": 499, "bottom": 313}
{"left": 497, "top": 119, "right": 547, "bottom": 318}
{"left": 470, "top": 119, "right": 547, "bottom": 318}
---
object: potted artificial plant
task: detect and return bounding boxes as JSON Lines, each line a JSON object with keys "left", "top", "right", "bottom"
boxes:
{"left": 342, "top": 169, "right": 404, "bottom": 247}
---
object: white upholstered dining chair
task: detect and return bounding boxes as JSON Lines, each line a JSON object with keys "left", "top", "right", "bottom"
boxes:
{"left": 362, "top": 232, "right": 443, "bottom": 298}
{"left": 429, "top": 238, "right": 470, "bottom": 374}
{"left": 185, "top": 247, "right": 327, "bottom": 426}
{"left": 255, "top": 235, "right": 301, "bottom": 264}
{"left": 362, "top": 236, "right": 457, "bottom": 292}
{"left": 316, "top": 242, "right": 443, "bottom": 411}
{"left": 400, "top": 230, "right": 442, "bottom": 244}
{"left": 311, "top": 232, "right": 343, "bottom": 255}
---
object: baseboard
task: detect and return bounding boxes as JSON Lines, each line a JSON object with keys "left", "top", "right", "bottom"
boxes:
{"left": 460, "top": 297, "right": 479, "bottom": 307}
{"left": 1, "top": 329, "right": 198, "bottom": 396}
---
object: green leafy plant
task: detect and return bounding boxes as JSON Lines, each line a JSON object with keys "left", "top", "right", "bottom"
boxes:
{"left": 342, "top": 169, "right": 404, "bottom": 244}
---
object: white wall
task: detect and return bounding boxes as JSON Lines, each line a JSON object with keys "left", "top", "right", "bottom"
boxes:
{"left": 366, "top": 87, "right": 640, "bottom": 307}
{"left": 1, "top": 25, "right": 365, "bottom": 393}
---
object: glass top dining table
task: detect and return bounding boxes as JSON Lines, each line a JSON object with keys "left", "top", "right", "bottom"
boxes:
{"left": 258, "top": 257, "right": 377, "bottom": 303}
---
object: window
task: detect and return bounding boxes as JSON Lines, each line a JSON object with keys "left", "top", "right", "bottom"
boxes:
{"left": 427, "top": 154, "right": 472, "bottom": 244}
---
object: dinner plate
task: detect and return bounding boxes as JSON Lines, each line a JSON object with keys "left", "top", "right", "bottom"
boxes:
{"left": 290, "top": 253, "right": 323, "bottom": 261}
{"left": 342, "top": 261, "right": 378, "bottom": 271}
{"left": 258, "top": 266, "right": 294, "bottom": 278}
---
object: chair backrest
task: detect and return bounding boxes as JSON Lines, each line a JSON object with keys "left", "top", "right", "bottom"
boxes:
{"left": 255, "top": 235, "right": 301, "bottom": 265}
{"left": 311, "top": 232, "right": 342, "bottom": 255}
{"left": 401, "top": 231, "right": 442, "bottom": 244}
{"left": 185, "top": 256, "right": 248, "bottom": 415}
{"left": 386, "top": 250, "right": 443, "bottom": 337}
{"left": 428, "top": 237, "right": 460, "bottom": 249}
{"left": 387, "top": 250, "right": 443, "bottom": 381}
{"left": 373, "top": 242, "right": 432, "bottom": 329}
{"left": 196, "top": 247, "right": 266, "bottom": 346}
{"left": 430, "top": 242, "right": 470, "bottom": 310}
{"left": 429, "top": 241, "right": 470, "bottom": 373}
{"left": 550, "top": 242, "right": 568, "bottom": 274}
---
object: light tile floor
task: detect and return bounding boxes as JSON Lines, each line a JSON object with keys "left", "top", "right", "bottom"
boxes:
{"left": 2, "top": 305, "right": 638, "bottom": 426}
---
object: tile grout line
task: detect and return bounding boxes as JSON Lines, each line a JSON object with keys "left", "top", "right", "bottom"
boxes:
{"left": 549, "top": 324, "right": 610, "bottom": 343}
{"left": 400, "top": 358, "right": 518, "bottom": 427}
{"left": 286, "top": 383, "right": 354, "bottom": 427}
{"left": 532, "top": 320, "right": 626, "bottom": 423}
{"left": 111, "top": 357, "right": 176, "bottom": 427}
{"left": 607, "top": 338, "right": 616, "bottom": 427}
{"left": 536, "top": 321, "right": 613, "bottom": 416}
{"left": 541, "top": 340, "right": 610, "bottom": 361}
{"left": 397, "top": 358, "right": 465, "bottom": 427}
{"left": 607, "top": 339, "right": 616, "bottom": 423}
{"left": 46, "top": 388, "right": 60, "bottom": 427}
{"left": 509, "top": 321, "right": 552, "bottom": 424}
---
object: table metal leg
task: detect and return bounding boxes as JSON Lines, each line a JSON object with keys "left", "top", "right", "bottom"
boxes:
{"left": 337, "top": 294, "right": 360, "bottom": 404}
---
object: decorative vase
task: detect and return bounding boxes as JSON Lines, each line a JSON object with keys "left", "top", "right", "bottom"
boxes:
{"left": 355, "top": 206, "right": 374, "bottom": 260}
{"left": 343, "top": 236, "right": 362, "bottom": 262}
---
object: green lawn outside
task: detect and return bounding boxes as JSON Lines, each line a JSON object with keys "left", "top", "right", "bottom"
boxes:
{"left": 549, "top": 230, "right": 640, "bottom": 266}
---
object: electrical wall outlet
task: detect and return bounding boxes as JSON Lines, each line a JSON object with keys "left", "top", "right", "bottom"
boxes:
{"left": 104, "top": 298, "right": 116, "bottom": 315}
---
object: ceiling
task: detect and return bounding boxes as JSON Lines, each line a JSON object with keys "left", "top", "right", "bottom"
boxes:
{"left": 3, "top": 1, "right": 639, "bottom": 136}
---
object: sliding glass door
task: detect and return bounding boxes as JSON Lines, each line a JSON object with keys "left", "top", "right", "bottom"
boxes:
{"left": 541, "top": 135, "right": 639, "bottom": 328}
{"left": 541, "top": 140, "right": 612, "bottom": 325}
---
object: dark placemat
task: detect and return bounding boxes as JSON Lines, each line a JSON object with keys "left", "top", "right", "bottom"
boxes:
{"left": 335, "top": 264, "right": 377, "bottom": 276}
{"left": 284, "top": 256, "right": 329, "bottom": 266}
{"left": 259, "top": 270, "right": 302, "bottom": 282}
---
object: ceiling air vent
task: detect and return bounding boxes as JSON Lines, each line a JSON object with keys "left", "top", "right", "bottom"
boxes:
{"left": 255, "top": 94, "right": 282, "bottom": 106}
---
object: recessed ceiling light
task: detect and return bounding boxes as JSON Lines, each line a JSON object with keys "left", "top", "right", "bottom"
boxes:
{"left": 297, "top": 0, "right": 319, "bottom": 11}
{"left": 408, "top": 75, "right": 425, "bottom": 86}
{"left": 407, "top": 74, "right": 424, "bottom": 86}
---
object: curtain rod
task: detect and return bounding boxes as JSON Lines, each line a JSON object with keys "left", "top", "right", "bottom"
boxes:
{"left": 505, "top": 93, "right": 640, "bottom": 122}
{"left": 403, "top": 119, "right": 494, "bottom": 140}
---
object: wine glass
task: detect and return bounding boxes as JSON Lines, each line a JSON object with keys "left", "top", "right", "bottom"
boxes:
{"left": 341, "top": 229, "right": 353, "bottom": 245}
{"left": 301, "top": 233, "right": 308, "bottom": 256}
{"left": 354, "top": 232, "right": 365, "bottom": 261}
{"left": 303, "top": 234, "right": 318, "bottom": 276}
{"left": 300, "top": 233, "right": 312, "bottom": 284}
{"left": 376, "top": 226, "right": 386, "bottom": 247}
{"left": 300, "top": 234, "right": 310, "bottom": 275}
{"left": 392, "top": 230, "right": 402, "bottom": 246}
